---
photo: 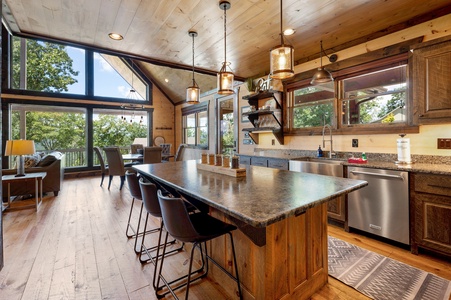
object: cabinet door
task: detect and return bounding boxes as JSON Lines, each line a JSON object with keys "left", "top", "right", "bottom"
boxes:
{"left": 267, "top": 158, "right": 288, "bottom": 170}
{"left": 413, "top": 39, "right": 451, "bottom": 123}
{"left": 251, "top": 157, "right": 268, "bottom": 167}
{"left": 327, "top": 196, "right": 346, "bottom": 223}
{"left": 414, "top": 193, "right": 451, "bottom": 256}
{"left": 239, "top": 155, "right": 251, "bottom": 165}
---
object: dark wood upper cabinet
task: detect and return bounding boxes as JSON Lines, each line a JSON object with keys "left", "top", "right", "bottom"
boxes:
{"left": 412, "top": 36, "right": 451, "bottom": 124}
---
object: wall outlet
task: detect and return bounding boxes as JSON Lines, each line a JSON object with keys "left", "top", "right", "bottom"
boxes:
{"left": 352, "top": 139, "right": 358, "bottom": 147}
{"left": 437, "top": 138, "right": 451, "bottom": 149}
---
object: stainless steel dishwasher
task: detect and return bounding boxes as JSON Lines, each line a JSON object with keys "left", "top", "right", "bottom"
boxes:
{"left": 347, "top": 167, "right": 410, "bottom": 245}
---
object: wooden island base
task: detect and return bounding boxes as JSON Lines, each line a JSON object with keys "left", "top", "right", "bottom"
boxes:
{"left": 208, "top": 202, "right": 328, "bottom": 300}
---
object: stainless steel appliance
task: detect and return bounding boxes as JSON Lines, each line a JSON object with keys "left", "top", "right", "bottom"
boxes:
{"left": 347, "top": 167, "right": 409, "bottom": 245}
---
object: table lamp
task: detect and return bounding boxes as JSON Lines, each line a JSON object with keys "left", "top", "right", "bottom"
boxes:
{"left": 4, "top": 140, "right": 36, "bottom": 177}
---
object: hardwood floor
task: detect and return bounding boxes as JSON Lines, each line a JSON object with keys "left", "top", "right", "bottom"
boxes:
{"left": 1, "top": 176, "right": 450, "bottom": 300}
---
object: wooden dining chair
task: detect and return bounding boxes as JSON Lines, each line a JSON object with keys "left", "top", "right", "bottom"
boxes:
{"left": 103, "top": 146, "right": 133, "bottom": 190}
{"left": 131, "top": 144, "right": 143, "bottom": 154}
{"left": 143, "top": 146, "right": 162, "bottom": 164}
{"left": 174, "top": 144, "right": 186, "bottom": 161}
{"left": 93, "top": 146, "right": 109, "bottom": 186}
{"left": 160, "top": 144, "right": 171, "bottom": 161}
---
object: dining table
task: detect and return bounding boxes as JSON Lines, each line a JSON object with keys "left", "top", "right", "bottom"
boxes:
{"left": 123, "top": 153, "right": 175, "bottom": 162}
{"left": 122, "top": 153, "right": 143, "bottom": 161}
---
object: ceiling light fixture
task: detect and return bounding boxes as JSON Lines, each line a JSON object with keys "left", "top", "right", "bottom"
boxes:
{"left": 108, "top": 32, "right": 123, "bottom": 41}
{"left": 126, "top": 62, "right": 139, "bottom": 100}
{"left": 270, "top": 0, "right": 294, "bottom": 80}
{"left": 283, "top": 28, "right": 295, "bottom": 36}
{"left": 186, "top": 30, "right": 200, "bottom": 104}
{"left": 217, "top": 0, "right": 234, "bottom": 95}
{"left": 310, "top": 40, "right": 337, "bottom": 85}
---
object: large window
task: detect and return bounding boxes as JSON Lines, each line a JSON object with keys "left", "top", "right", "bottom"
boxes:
{"left": 182, "top": 102, "right": 208, "bottom": 148}
{"left": 93, "top": 108, "right": 147, "bottom": 149}
{"left": 6, "top": 34, "right": 153, "bottom": 172}
{"left": 288, "top": 83, "right": 334, "bottom": 128}
{"left": 12, "top": 36, "right": 84, "bottom": 94}
{"left": 286, "top": 56, "right": 411, "bottom": 134}
{"left": 94, "top": 53, "right": 146, "bottom": 100}
{"left": 10, "top": 36, "right": 150, "bottom": 101}
{"left": 341, "top": 65, "right": 406, "bottom": 125}
{"left": 11, "top": 104, "right": 87, "bottom": 168}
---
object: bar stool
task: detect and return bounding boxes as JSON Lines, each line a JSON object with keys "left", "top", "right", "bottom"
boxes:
{"left": 156, "top": 190, "right": 243, "bottom": 300}
{"left": 138, "top": 178, "right": 184, "bottom": 289}
{"left": 125, "top": 171, "right": 159, "bottom": 253}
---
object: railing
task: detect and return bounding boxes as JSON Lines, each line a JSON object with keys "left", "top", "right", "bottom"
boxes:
{"left": 48, "top": 147, "right": 131, "bottom": 168}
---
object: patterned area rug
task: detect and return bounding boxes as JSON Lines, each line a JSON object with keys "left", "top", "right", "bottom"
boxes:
{"left": 328, "top": 236, "right": 451, "bottom": 300}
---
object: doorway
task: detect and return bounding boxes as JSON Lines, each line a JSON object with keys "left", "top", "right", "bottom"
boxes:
{"left": 216, "top": 89, "right": 239, "bottom": 156}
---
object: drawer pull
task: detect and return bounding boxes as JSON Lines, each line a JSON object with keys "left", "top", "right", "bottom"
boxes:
{"left": 427, "top": 184, "right": 451, "bottom": 189}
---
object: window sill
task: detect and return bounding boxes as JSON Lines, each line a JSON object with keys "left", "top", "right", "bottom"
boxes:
{"left": 285, "top": 124, "right": 420, "bottom": 136}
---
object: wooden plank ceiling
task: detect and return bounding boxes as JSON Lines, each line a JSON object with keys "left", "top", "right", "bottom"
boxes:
{"left": 3, "top": 0, "right": 451, "bottom": 105}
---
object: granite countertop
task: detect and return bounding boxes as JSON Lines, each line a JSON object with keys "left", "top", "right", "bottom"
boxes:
{"left": 133, "top": 160, "right": 367, "bottom": 228}
{"left": 344, "top": 160, "right": 451, "bottom": 175}
{"left": 237, "top": 153, "right": 451, "bottom": 175}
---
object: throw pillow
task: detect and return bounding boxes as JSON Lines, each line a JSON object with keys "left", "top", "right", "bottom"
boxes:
{"left": 22, "top": 153, "right": 41, "bottom": 168}
{"left": 36, "top": 154, "right": 57, "bottom": 167}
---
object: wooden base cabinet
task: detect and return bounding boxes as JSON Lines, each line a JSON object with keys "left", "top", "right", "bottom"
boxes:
{"left": 411, "top": 173, "right": 451, "bottom": 256}
{"left": 209, "top": 202, "right": 329, "bottom": 299}
{"left": 327, "top": 196, "right": 346, "bottom": 224}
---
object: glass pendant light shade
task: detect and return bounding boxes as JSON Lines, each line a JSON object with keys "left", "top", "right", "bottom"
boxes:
{"left": 270, "top": 44, "right": 294, "bottom": 79}
{"left": 186, "top": 80, "right": 200, "bottom": 104}
{"left": 217, "top": 62, "right": 234, "bottom": 95}
{"left": 217, "top": 1, "right": 234, "bottom": 95}
{"left": 186, "top": 30, "right": 200, "bottom": 104}
{"left": 270, "top": 0, "right": 295, "bottom": 80}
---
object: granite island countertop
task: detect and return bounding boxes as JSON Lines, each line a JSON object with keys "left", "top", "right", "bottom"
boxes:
{"left": 133, "top": 160, "right": 367, "bottom": 228}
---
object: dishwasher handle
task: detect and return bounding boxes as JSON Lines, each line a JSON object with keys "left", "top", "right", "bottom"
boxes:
{"left": 349, "top": 170, "right": 405, "bottom": 180}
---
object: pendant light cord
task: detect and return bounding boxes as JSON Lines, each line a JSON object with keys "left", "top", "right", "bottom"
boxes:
{"left": 320, "top": 40, "right": 323, "bottom": 68}
{"left": 280, "top": 0, "right": 283, "bottom": 45}
{"left": 192, "top": 33, "right": 195, "bottom": 83}
{"left": 223, "top": 4, "right": 227, "bottom": 64}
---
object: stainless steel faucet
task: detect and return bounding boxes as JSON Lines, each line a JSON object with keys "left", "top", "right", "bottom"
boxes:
{"left": 322, "top": 124, "right": 335, "bottom": 158}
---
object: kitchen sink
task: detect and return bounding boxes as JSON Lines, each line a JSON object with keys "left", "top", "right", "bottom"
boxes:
{"left": 289, "top": 157, "right": 344, "bottom": 177}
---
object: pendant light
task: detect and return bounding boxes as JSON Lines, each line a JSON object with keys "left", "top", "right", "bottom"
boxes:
{"left": 217, "top": 0, "right": 234, "bottom": 95}
{"left": 186, "top": 30, "right": 200, "bottom": 104}
{"left": 126, "top": 61, "right": 139, "bottom": 100}
{"left": 270, "top": 0, "right": 294, "bottom": 80}
{"left": 310, "top": 40, "right": 337, "bottom": 85}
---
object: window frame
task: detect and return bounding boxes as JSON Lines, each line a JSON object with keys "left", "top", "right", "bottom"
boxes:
{"left": 3, "top": 33, "right": 152, "bottom": 105}
{"left": 284, "top": 53, "right": 419, "bottom": 136}
{"left": 181, "top": 101, "right": 209, "bottom": 149}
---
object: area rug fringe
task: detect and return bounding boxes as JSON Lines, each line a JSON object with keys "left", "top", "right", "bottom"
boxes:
{"left": 328, "top": 236, "right": 451, "bottom": 300}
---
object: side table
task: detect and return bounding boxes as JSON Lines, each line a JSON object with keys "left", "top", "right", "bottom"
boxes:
{"left": 2, "top": 172, "right": 47, "bottom": 212}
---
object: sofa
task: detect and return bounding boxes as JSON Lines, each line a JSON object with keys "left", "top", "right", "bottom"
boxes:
{"left": 2, "top": 151, "right": 65, "bottom": 200}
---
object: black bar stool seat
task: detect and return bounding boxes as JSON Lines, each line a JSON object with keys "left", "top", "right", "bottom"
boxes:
{"left": 156, "top": 190, "right": 243, "bottom": 300}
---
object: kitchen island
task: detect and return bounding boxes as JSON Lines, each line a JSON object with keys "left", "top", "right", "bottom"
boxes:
{"left": 133, "top": 160, "right": 367, "bottom": 300}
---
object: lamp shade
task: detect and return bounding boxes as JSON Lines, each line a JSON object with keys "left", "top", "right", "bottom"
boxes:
{"left": 217, "top": 62, "right": 234, "bottom": 95}
{"left": 5, "top": 140, "right": 35, "bottom": 156}
{"left": 270, "top": 44, "right": 295, "bottom": 79}
{"left": 186, "top": 84, "right": 200, "bottom": 104}
{"left": 310, "top": 67, "right": 334, "bottom": 85}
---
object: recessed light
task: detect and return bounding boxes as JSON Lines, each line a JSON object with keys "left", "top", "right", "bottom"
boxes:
{"left": 283, "top": 28, "right": 295, "bottom": 36}
{"left": 165, "top": 78, "right": 169, "bottom": 83}
{"left": 108, "top": 32, "right": 123, "bottom": 40}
